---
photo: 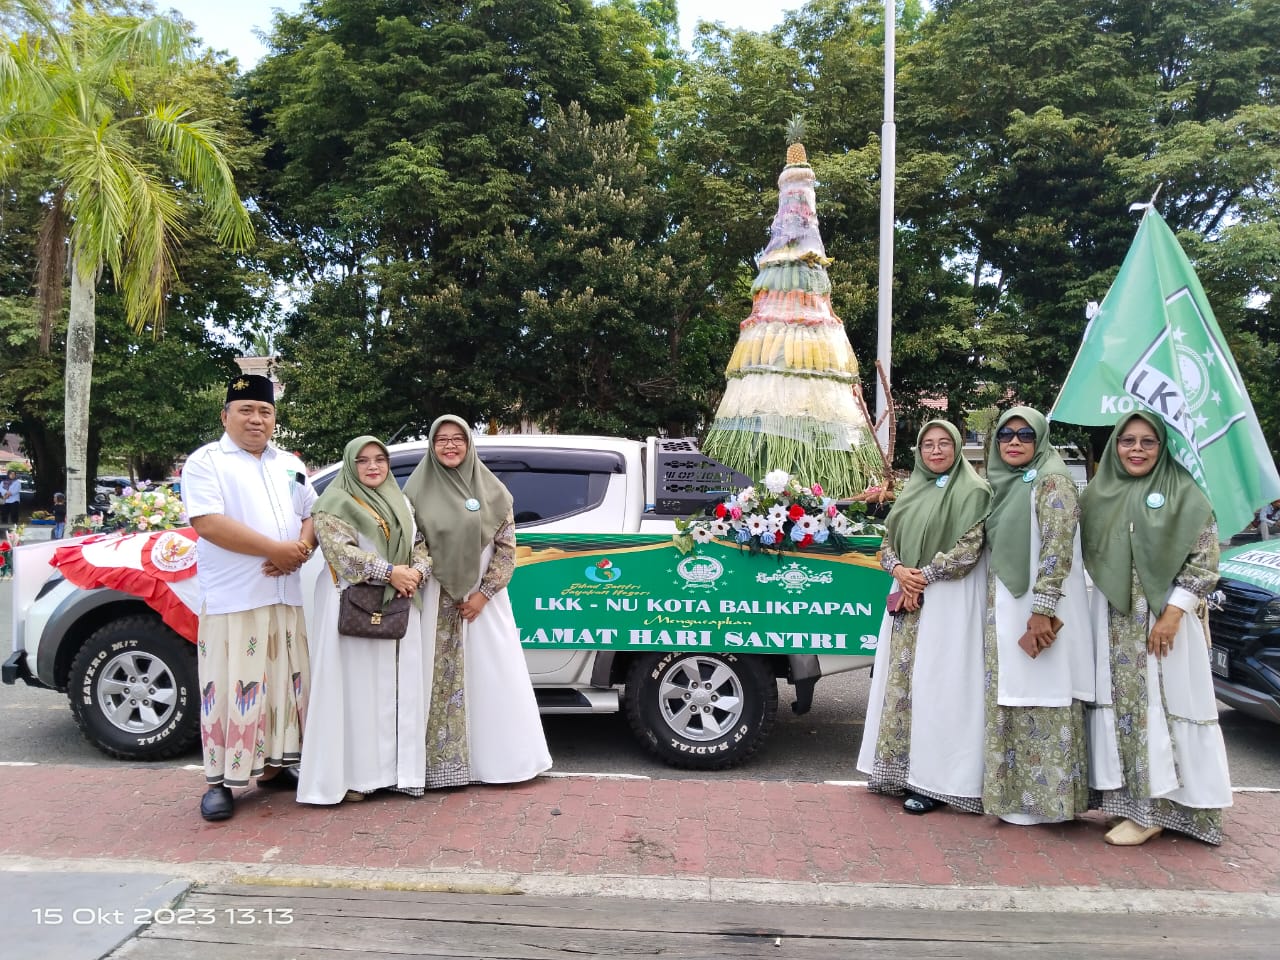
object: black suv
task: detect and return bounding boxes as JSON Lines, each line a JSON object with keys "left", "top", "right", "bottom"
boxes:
{"left": 1206, "top": 540, "right": 1280, "bottom": 725}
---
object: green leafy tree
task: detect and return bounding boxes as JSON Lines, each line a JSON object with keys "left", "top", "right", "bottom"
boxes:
{"left": 0, "top": 0, "right": 252, "bottom": 516}
{"left": 489, "top": 102, "right": 724, "bottom": 435}
{"left": 248, "top": 0, "right": 664, "bottom": 451}
{"left": 901, "top": 0, "right": 1280, "bottom": 461}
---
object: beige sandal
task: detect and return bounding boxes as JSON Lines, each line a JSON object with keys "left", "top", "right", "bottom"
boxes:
{"left": 343, "top": 790, "right": 366, "bottom": 803}
{"left": 1104, "top": 819, "right": 1163, "bottom": 846}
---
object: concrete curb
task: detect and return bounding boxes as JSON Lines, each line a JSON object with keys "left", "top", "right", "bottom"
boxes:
{"left": 4, "top": 855, "right": 1277, "bottom": 919}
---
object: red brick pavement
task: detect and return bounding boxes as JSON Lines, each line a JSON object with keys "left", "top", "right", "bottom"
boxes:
{"left": 2, "top": 764, "right": 1278, "bottom": 894}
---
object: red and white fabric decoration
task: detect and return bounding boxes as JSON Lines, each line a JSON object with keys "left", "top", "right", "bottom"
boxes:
{"left": 51, "top": 528, "right": 201, "bottom": 642}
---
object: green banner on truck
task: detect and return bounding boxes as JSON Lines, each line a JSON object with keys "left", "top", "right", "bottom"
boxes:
{"left": 510, "top": 533, "right": 890, "bottom": 655}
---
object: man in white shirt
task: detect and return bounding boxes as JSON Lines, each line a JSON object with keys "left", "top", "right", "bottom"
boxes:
{"left": 1, "top": 470, "right": 20, "bottom": 526}
{"left": 181, "top": 375, "right": 317, "bottom": 822}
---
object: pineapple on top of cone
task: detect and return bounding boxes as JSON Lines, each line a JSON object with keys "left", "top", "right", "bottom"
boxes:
{"left": 703, "top": 116, "right": 882, "bottom": 499}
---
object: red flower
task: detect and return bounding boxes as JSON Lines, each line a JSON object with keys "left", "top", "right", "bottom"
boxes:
{"left": 714, "top": 503, "right": 727, "bottom": 518}
{"left": 0, "top": 541, "right": 10, "bottom": 552}
{"left": 799, "top": 534, "right": 814, "bottom": 547}
{"left": 788, "top": 504, "right": 805, "bottom": 521}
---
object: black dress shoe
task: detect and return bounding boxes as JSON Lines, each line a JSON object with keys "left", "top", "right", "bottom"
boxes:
{"left": 200, "top": 785, "right": 234, "bottom": 821}
{"left": 903, "top": 792, "right": 943, "bottom": 815}
{"left": 256, "top": 767, "right": 300, "bottom": 791}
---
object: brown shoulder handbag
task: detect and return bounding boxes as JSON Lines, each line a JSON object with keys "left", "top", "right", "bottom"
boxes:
{"left": 333, "top": 494, "right": 411, "bottom": 639}
{"left": 338, "top": 582, "right": 410, "bottom": 640}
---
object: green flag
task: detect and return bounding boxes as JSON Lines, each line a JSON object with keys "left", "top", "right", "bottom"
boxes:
{"left": 1051, "top": 206, "right": 1280, "bottom": 537}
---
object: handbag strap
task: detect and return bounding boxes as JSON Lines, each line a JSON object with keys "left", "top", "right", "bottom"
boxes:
{"left": 328, "top": 495, "right": 393, "bottom": 587}
{"left": 350, "top": 495, "right": 392, "bottom": 541}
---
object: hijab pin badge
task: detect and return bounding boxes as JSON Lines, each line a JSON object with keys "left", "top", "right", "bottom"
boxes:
{"left": 464, "top": 497, "right": 481, "bottom": 512}
{"left": 1145, "top": 492, "right": 1166, "bottom": 510}
{"left": 1022, "top": 468, "right": 1038, "bottom": 483}
{"left": 934, "top": 474, "right": 949, "bottom": 489}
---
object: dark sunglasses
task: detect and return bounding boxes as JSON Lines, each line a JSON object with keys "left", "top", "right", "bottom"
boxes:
{"left": 995, "top": 426, "right": 1037, "bottom": 443}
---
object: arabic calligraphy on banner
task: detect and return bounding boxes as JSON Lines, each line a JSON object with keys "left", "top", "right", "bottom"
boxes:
{"left": 510, "top": 533, "right": 890, "bottom": 655}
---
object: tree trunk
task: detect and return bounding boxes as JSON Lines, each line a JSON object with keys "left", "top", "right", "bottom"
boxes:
{"left": 64, "top": 254, "right": 96, "bottom": 520}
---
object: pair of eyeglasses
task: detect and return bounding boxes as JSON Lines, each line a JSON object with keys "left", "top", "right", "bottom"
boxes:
{"left": 919, "top": 440, "right": 954, "bottom": 452}
{"left": 1117, "top": 436, "right": 1160, "bottom": 451}
{"left": 355, "top": 456, "right": 389, "bottom": 467}
{"left": 434, "top": 437, "right": 468, "bottom": 449}
{"left": 995, "top": 426, "right": 1036, "bottom": 444}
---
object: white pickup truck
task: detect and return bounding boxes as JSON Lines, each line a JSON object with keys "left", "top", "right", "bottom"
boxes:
{"left": 5, "top": 435, "right": 889, "bottom": 770}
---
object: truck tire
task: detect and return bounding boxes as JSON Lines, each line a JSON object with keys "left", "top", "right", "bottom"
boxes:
{"left": 67, "top": 616, "right": 200, "bottom": 761}
{"left": 624, "top": 651, "right": 778, "bottom": 770}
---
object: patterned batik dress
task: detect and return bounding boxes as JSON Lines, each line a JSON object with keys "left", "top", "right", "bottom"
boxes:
{"left": 422, "top": 513, "right": 551, "bottom": 788}
{"left": 198, "top": 603, "right": 308, "bottom": 787}
{"left": 1089, "top": 521, "right": 1231, "bottom": 844}
{"left": 982, "top": 474, "right": 1090, "bottom": 823}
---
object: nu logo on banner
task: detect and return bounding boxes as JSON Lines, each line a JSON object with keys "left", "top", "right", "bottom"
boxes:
{"left": 1119, "top": 287, "right": 1247, "bottom": 482}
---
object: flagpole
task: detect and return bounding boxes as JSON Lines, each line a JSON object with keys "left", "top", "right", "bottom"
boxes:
{"left": 874, "top": 0, "right": 896, "bottom": 454}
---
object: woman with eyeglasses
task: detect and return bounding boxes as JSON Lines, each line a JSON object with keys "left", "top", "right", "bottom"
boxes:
{"left": 1081, "top": 412, "right": 1231, "bottom": 845}
{"left": 298, "top": 436, "right": 432, "bottom": 805}
{"left": 980, "top": 407, "right": 1094, "bottom": 826}
{"left": 858, "top": 420, "right": 993, "bottom": 815}
{"left": 404, "top": 416, "right": 551, "bottom": 789}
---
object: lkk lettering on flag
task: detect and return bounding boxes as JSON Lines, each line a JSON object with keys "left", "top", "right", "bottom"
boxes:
{"left": 1051, "top": 206, "right": 1280, "bottom": 537}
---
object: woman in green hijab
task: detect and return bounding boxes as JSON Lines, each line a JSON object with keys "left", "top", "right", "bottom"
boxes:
{"left": 1081, "top": 412, "right": 1230, "bottom": 846}
{"left": 404, "top": 416, "right": 552, "bottom": 789}
{"left": 857, "top": 420, "right": 993, "bottom": 815}
{"left": 298, "top": 436, "right": 432, "bottom": 806}
{"left": 980, "top": 407, "right": 1093, "bottom": 826}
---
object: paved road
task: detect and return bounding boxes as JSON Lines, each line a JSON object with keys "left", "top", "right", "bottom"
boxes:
{"left": 5, "top": 576, "right": 1280, "bottom": 959}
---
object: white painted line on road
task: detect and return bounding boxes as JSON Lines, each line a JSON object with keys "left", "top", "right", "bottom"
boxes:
{"left": 542, "top": 771, "right": 651, "bottom": 781}
{"left": 0, "top": 761, "right": 37, "bottom": 766}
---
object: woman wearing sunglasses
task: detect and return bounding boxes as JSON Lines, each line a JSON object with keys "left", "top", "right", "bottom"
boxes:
{"left": 980, "top": 407, "right": 1094, "bottom": 826}
{"left": 1081, "top": 412, "right": 1231, "bottom": 845}
{"left": 858, "top": 420, "right": 992, "bottom": 815}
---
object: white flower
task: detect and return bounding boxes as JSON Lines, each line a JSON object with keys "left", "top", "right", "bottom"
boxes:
{"left": 763, "top": 470, "right": 791, "bottom": 495}
{"left": 709, "top": 518, "right": 730, "bottom": 537}
{"left": 151, "top": 494, "right": 166, "bottom": 507}
{"left": 745, "top": 514, "right": 768, "bottom": 535}
{"left": 735, "top": 485, "right": 757, "bottom": 510}
{"left": 150, "top": 512, "right": 166, "bottom": 526}
{"left": 691, "top": 525, "right": 714, "bottom": 543}
{"left": 830, "top": 513, "right": 853, "bottom": 536}
{"left": 794, "top": 514, "right": 824, "bottom": 535}
{"left": 766, "top": 504, "right": 788, "bottom": 526}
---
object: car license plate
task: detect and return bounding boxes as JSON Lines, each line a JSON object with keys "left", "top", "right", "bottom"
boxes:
{"left": 1210, "top": 646, "right": 1230, "bottom": 678}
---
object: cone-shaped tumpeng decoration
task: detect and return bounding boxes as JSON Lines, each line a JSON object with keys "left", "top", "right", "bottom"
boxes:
{"left": 703, "top": 129, "right": 881, "bottom": 498}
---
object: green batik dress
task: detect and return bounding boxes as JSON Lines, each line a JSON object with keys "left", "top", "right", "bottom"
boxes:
{"left": 1091, "top": 521, "right": 1230, "bottom": 844}
{"left": 982, "top": 474, "right": 1089, "bottom": 823}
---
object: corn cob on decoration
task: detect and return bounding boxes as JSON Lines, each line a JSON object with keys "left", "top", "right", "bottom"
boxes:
{"left": 704, "top": 116, "right": 881, "bottom": 497}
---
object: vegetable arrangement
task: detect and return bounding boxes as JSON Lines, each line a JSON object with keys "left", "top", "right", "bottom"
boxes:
{"left": 704, "top": 118, "right": 882, "bottom": 497}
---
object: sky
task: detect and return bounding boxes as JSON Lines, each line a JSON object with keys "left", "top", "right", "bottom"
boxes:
{"left": 160, "top": 1, "right": 792, "bottom": 68}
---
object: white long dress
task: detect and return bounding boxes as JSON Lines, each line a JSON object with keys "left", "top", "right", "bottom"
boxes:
{"left": 857, "top": 523, "right": 988, "bottom": 810}
{"left": 297, "top": 527, "right": 431, "bottom": 805}
{"left": 420, "top": 519, "right": 551, "bottom": 787}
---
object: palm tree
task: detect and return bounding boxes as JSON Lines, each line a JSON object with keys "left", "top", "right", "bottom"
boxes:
{"left": 0, "top": 0, "right": 253, "bottom": 517}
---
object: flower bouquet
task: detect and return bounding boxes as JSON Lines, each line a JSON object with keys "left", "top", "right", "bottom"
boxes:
{"left": 68, "top": 513, "right": 105, "bottom": 537}
{"left": 0, "top": 538, "right": 12, "bottom": 579}
{"left": 673, "top": 469, "right": 886, "bottom": 557}
{"left": 108, "top": 483, "right": 186, "bottom": 533}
